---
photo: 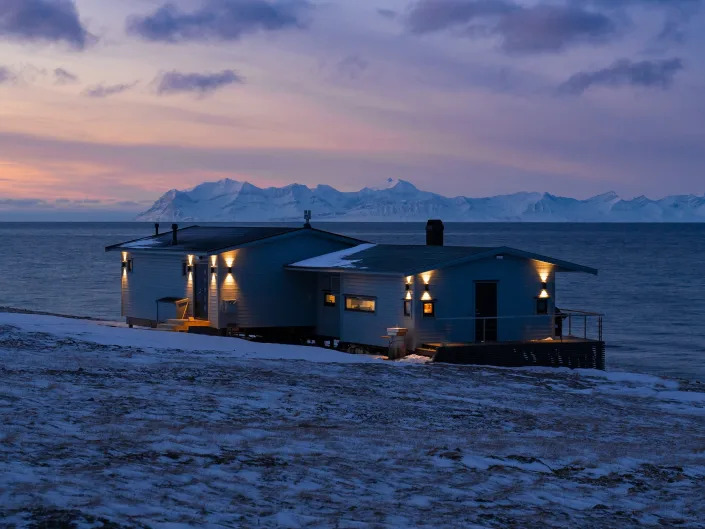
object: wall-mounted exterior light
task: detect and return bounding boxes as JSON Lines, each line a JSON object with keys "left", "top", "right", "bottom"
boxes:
{"left": 421, "top": 291, "right": 432, "bottom": 301}
{"left": 211, "top": 266, "right": 217, "bottom": 275}
{"left": 122, "top": 259, "right": 133, "bottom": 273}
{"left": 227, "top": 267, "right": 233, "bottom": 274}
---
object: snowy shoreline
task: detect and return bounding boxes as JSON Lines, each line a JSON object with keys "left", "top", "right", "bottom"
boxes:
{"left": 1, "top": 313, "right": 704, "bottom": 528}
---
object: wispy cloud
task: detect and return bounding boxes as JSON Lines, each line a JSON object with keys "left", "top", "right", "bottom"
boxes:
{"left": 405, "top": 0, "right": 617, "bottom": 54}
{"left": 155, "top": 70, "right": 244, "bottom": 96}
{"left": 0, "top": 0, "right": 94, "bottom": 49}
{"left": 83, "top": 82, "right": 137, "bottom": 98}
{"left": 126, "top": 0, "right": 312, "bottom": 44}
{"left": 0, "top": 65, "right": 14, "bottom": 84}
{"left": 54, "top": 67, "right": 78, "bottom": 85}
{"left": 558, "top": 58, "right": 684, "bottom": 95}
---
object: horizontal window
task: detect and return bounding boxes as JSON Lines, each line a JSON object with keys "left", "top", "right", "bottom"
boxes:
{"left": 345, "top": 295, "right": 376, "bottom": 313}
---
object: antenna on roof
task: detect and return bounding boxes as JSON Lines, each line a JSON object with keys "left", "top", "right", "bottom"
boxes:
{"left": 304, "top": 210, "right": 312, "bottom": 228}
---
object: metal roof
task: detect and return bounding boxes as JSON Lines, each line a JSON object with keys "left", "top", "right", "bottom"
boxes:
{"left": 287, "top": 244, "right": 598, "bottom": 276}
{"left": 106, "top": 226, "right": 359, "bottom": 253}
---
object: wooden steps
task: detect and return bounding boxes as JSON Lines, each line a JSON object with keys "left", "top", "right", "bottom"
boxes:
{"left": 415, "top": 344, "right": 440, "bottom": 358}
{"left": 157, "top": 318, "right": 212, "bottom": 333}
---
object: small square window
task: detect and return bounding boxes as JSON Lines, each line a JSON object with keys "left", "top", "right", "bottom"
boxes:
{"left": 423, "top": 301, "right": 435, "bottom": 317}
{"left": 403, "top": 300, "right": 412, "bottom": 317}
{"left": 324, "top": 293, "right": 336, "bottom": 307}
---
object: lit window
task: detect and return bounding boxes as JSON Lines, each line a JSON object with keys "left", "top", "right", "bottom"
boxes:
{"left": 404, "top": 300, "right": 412, "bottom": 317}
{"left": 345, "top": 295, "right": 376, "bottom": 313}
{"left": 423, "top": 301, "right": 435, "bottom": 317}
{"left": 324, "top": 293, "right": 336, "bottom": 307}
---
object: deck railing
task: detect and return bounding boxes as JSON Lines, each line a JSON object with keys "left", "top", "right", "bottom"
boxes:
{"left": 433, "top": 309, "right": 603, "bottom": 344}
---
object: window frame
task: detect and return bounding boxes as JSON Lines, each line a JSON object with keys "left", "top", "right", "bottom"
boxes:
{"left": 536, "top": 298, "right": 549, "bottom": 315}
{"left": 403, "top": 299, "right": 412, "bottom": 317}
{"left": 344, "top": 295, "right": 377, "bottom": 313}
{"left": 422, "top": 300, "right": 436, "bottom": 318}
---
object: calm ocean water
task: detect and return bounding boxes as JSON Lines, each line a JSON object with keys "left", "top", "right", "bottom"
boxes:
{"left": 1, "top": 222, "right": 704, "bottom": 380}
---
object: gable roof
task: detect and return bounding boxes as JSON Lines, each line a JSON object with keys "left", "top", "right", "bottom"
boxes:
{"left": 106, "top": 226, "right": 363, "bottom": 254}
{"left": 287, "top": 244, "right": 598, "bottom": 276}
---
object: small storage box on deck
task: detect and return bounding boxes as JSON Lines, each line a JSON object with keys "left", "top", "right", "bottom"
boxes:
{"left": 156, "top": 297, "right": 189, "bottom": 322}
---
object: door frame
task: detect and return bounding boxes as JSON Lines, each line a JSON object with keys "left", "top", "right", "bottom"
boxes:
{"left": 474, "top": 280, "right": 498, "bottom": 342}
{"left": 193, "top": 261, "right": 209, "bottom": 321}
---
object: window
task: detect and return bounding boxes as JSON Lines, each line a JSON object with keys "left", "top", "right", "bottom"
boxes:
{"left": 423, "top": 301, "right": 435, "bottom": 317}
{"left": 404, "top": 300, "right": 412, "bottom": 317}
{"left": 324, "top": 292, "right": 336, "bottom": 307}
{"left": 536, "top": 298, "right": 548, "bottom": 315}
{"left": 345, "top": 295, "right": 376, "bottom": 313}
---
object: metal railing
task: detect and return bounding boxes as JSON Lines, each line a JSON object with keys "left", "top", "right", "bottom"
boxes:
{"left": 559, "top": 309, "right": 604, "bottom": 342}
{"left": 432, "top": 309, "right": 603, "bottom": 344}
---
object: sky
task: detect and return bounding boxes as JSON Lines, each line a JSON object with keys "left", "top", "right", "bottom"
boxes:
{"left": 0, "top": 0, "right": 704, "bottom": 220}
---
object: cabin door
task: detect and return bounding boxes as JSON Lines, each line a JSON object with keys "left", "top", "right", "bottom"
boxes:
{"left": 193, "top": 261, "right": 209, "bottom": 320}
{"left": 475, "top": 281, "right": 498, "bottom": 342}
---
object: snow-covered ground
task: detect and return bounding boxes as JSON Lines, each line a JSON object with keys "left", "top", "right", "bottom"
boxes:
{"left": 1, "top": 313, "right": 704, "bottom": 528}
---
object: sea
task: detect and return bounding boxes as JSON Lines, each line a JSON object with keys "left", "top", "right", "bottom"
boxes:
{"left": 1, "top": 222, "right": 703, "bottom": 381}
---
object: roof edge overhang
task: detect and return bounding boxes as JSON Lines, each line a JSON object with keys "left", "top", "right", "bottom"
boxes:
{"left": 431, "top": 246, "right": 598, "bottom": 275}
{"left": 105, "top": 226, "right": 365, "bottom": 254}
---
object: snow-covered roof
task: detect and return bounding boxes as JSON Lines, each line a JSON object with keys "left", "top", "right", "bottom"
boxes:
{"left": 288, "top": 244, "right": 598, "bottom": 276}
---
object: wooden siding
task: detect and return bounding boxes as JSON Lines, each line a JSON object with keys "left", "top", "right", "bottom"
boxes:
{"left": 316, "top": 273, "right": 341, "bottom": 337}
{"left": 216, "top": 232, "right": 354, "bottom": 330}
{"left": 339, "top": 273, "right": 406, "bottom": 348}
{"left": 411, "top": 256, "right": 554, "bottom": 348}
{"left": 121, "top": 252, "right": 190, "bottom": 323}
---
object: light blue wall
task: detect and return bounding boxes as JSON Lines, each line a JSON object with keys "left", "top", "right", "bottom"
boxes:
{"left": 316, "top": 273, "right": 341, "bottom": 337}
{"left": 411, "top": 255, "right": 554, "bottom": 347}
{"left": 314, "top": 255, "right": 556, "bottom": 350}
{"left": 217, "top": 232, "right": 355, "bottom": 330}
{"left": 339, "top": 273, "right": 406, "bottom": 348}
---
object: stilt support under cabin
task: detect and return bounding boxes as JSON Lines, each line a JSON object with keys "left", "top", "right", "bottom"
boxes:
{"left": 422, "top": 339, "right": 606, "bottom": 370}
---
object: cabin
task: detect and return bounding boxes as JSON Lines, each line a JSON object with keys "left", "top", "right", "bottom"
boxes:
{"left": 107, "top": 219, "right": 604, "bottom": 368}
{"left": 106, "top": 222, "right": 362, "bottom": 334}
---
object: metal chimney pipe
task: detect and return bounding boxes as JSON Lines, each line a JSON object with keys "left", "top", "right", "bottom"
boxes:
{"left": 172, "top": 224, "right": 178, "bottom": 245}
{"left": 426, "top": 219, "right": 444, "bottom": 246}
{"left": 155, "top": 223, "right": 160, "bottom": 236}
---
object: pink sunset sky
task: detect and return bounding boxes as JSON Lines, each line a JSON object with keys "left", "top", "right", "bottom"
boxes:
{"left": 0, "top": 0, "right": 704, "bottom": 219}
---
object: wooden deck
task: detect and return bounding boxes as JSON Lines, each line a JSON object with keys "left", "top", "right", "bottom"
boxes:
{"left": 419, "top": 339, "right": 606, "bottom": 370}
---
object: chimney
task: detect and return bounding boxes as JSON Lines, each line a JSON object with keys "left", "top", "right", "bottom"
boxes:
{"left": 172, "top": 224, "right": 178, "bottom": 245}
{"left": 154, "top": 223, "right": 160, "bottom": 236}
{"left": 304, "top": 210, "right": 312, "bottom": 229}
{"left": 426, "top": 219, "right": 444, "bottom": 246}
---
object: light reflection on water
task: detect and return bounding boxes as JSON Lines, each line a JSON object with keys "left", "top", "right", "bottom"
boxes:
{"left": 0, "top": 222, "right": 703, "bottom": 380}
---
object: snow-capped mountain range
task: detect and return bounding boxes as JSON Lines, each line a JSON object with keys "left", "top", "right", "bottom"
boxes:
{"left": 137, "top": 178, "right": 705, "bottom": 222}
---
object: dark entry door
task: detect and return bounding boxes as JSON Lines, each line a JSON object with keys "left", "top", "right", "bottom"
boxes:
{"left": 475, "top": 282, "right": 498, "bottom": 342}
{"left": 194, "top": 262, "right": 209, "bottom": 320}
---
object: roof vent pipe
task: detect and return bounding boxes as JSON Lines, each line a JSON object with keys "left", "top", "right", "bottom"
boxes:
{"left": 155, "top": 223, "right": 160, "bottom": 236}
{"left": 172, "top": 224, "right": 178, "bottom": 245}
{"left": 426, "top": 219, "right": 444, "bottom": 246}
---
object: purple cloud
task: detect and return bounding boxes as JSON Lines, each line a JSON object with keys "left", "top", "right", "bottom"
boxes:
{"left": 83, "top": 82, "right": 137, "bottom": 98}
{"left": 127, "top": 0, "right": 311, "bottom": 43}
{"left": 559, "top": 58, "right": 684, "bottom": 95}
{"left": 407, "top": 0, "right": 617, "bottom": 53}
{"left": 155, "top": 70, "right": 244, "bottom": 96}
{"left": 0, "top": 0, "right": 93, "bottom": 49}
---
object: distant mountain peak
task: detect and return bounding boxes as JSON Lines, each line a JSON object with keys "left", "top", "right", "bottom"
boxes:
{"left": 135, "top": 179, "right": 705, "bottom": 222}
